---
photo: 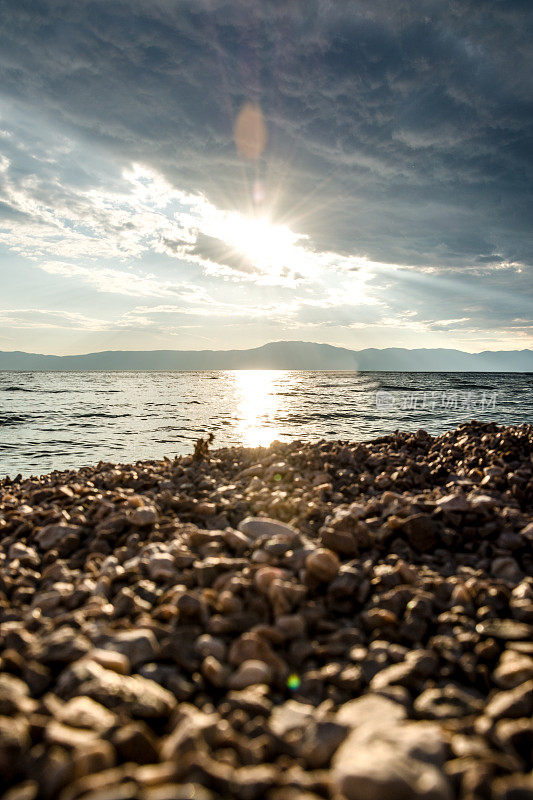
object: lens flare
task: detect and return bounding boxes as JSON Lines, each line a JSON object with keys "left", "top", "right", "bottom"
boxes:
{"left": 286, "top": 673, "right": 301, "bottom": 691}
{"left": 234, "top": 103, "right": 267, "bottom": 160}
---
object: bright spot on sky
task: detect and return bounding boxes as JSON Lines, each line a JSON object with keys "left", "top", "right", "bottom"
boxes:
{"left": 223, "top": 213, "right": 306, "bottom": 275}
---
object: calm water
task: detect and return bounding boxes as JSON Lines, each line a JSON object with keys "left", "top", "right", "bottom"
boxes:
{"left": 0, "top": 371, "right": 531, "bottom": 477}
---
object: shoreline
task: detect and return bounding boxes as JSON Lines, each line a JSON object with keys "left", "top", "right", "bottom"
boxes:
{"left": 1, "top": 421, "right": 532, "bottom": 799}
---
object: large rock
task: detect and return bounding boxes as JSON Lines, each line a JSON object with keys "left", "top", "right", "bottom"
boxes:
{"left": 57, "top": 660, "right": 176, "bottom": 718}
{"left": 332, "top": 694, "right": 451, "bottom": 800}
{"left": 333, "top": 735, "right": 452, "bottom": 800}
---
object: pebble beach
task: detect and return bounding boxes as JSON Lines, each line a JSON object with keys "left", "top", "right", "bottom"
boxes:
{"left": 0, "top": 421, "right": 532, "bottom": 800}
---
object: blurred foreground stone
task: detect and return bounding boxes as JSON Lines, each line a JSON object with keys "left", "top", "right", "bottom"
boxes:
{"left": 0, "top": 421, "right": 532, "bottom": 799}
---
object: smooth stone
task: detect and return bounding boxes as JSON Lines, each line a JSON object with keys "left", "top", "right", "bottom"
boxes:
{"left": 436, "top": 494, "right": 470, "bottom": 512}
{"left": 202, "top": 656, "right": 230, "bottom": 687}
{"left": 160, "top": 705, "right": 220, "bottom": 760}
{"left": 36, "top": 523, "right": 80, "bottom": 550}
{"left": 0, "top": 716, "right": 30, "bottom": 782}
{"left": 58, "top": 661, "right": 176, "bottom": 717}
{"left": 398, "top": 514, "right": 440, "bottom": 551}
{"left": 45, "top": 719, "right": 99, "bottom": 748}
{"left": 89, "top": 648, "right": 131, "bottom": 674}
{"left": 0, "top": 675, "right": 36, "bottom": 715}
{"left": 238, "top": 517, "right": 298, "bottom": 541}
{"left": 476, "top": 620, "right": 533, "bottom": 641}
{"left": 299, "top": 720, "right": 349, "bottom": 768}
{"left": 72, "top": 739, "right": 116, "bottom": 778}
{"left": 195, "top": 634, "right": 227, "bottom": 662}
{"left": 333, "top": 726, "right": 452, "bottom": 800}
{"left": 491, "top": 557, "right": 523, "bottom": 584}
{"left": 269, "top": 700, "right": 316, "bottom": 737}
{"left": 112, "top": 722, "right": 159, "bottom": 765}
{"left": 485, "top": 680, "right": 533, "bottom": 719}
{"left": 336, "top": 694, "right": 407, "bottom": 729}
{"left": 414, "top": 685, "right": 483, "bottom": 719}
{"left": 96, "top": 629, "right": 158, "bottom": 667}
{"left": 144, "top": 784, "right": 213, "bottom": 800}
{"left": 131, "top": 506, "right": 158, "bottom": 526}
{"left": 148, "top": 553, "right": 176, "bottom": 581}
{"left": 58, "top": 696, "right": 116, "bottom": 731}
{"left": 492, "top": 774, "right": 533, "bottom": 800}
{"left": 493, "top": 650, "right": 533, "bottom": 689}
{"left": 305, "top": 548, "right": 340, "bottom": 582}
{"left": 40, "top": 626, "right": 91, "bottom": 663}
{"left": 228, "top": 659, "right": 272, "bottom": 689}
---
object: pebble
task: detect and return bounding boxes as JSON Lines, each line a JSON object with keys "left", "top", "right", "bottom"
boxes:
{"left": 238, "top": 517, "right": 298, "bottom": 541}
{"left": 333, "top": 714, "right": 451, "bottom": 800}
{"left": 36, "top": 523, "right": 80, "bottom": 550}
{"left": 228, "top": 659, "right": 272, "bottom": 689}
{"left": 476, "top": 619, "right": 533, "bottom": 641}
{"left": 436, "top": 493, "right": 471, "bottom": 512}
{"left": 57, "top": 696, "right": 116, "bottom": 731}
{"left": 97, "top": 629, "right": 158, "bottom": 667}
{"left": 485, "top": 680, "right": 533, "bottom": 719}
{"left": 111, "top": 722, "right": 159, "bottom": 765}
{"left": 131, "top": 506, "right": 158, "bottom": 527}
{"left": 414, "top": 685, "right": 483, "bottom": 719}
{"left": 305, "top": 548, "right": 340, "bottom": 582}
{"left": 0, "top": 421, "right": 531, "bottom": 799}
{"left": 493, "top": 650, "right": 533, "bottom": 688}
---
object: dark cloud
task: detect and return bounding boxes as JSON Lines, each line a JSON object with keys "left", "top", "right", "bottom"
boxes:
{"left": 0, "top": 0, "right": 531, "bottom": 273}
{"left": 188, "top": 232, "right": 255, "bottom": 273}
{"left": 371, "top": 264, "right": 533, "bottom": 335}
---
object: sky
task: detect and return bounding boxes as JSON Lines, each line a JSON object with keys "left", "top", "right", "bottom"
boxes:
{"left": 0, "top": 0, "right": 532, "bottom": 355}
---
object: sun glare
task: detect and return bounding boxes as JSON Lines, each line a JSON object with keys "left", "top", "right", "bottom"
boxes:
{"left": 232, "top": 370, "right": 283, "bottom": 447}
{"left": 204, "top": 209, "right": 311, "bottom": 279}
{"left": 224, "top": 215, "right": 301, "bottom": 269}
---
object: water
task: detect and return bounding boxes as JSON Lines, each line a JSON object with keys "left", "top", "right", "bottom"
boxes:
{"left": 0, "top": 371, "right": 531, "bottom": 477}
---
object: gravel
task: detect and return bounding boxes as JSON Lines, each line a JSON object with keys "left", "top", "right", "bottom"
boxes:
{"left": 0, "top": 421, "right": 532, "bottom": 799}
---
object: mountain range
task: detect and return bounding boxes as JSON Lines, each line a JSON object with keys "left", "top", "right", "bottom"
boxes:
{"left": 0, "top": 341, "right": 531, "bottom": 371}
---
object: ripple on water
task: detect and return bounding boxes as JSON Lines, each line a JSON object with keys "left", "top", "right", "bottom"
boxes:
{"left": 0, "top": 370, "right": 531, "bottom": 477}
{"left": 0, "top": 413, "right": 30, "bottom": 426}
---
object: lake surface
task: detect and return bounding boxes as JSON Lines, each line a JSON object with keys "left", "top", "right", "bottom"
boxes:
{"left": 1, "top": 371, "right": 531, "bottom": 477}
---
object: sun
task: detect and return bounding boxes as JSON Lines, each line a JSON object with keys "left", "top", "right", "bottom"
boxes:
{"left": 205, "top": 209, "right": 311, "bottom": 279}
{"left": 223, "top": 214, "right": 300, "bottom": 271}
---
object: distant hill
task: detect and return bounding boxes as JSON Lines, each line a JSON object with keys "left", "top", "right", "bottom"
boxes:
{"left": 0, "top": 341, "right": 532, "bottom": 371}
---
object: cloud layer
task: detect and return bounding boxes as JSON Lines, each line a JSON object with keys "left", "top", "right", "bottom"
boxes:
{"left": 0, "top": 0, "right": 531, "bottom": 353}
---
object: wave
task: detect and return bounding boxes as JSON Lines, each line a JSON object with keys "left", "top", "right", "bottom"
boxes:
{"left": 77, "top": 412, "right": 132, "bottom": 419}
{"left": 451, "top": 383, "right": 497, "bottom": 390}
{"left": 0, "top": 413, "right": 30, "bottom": 426}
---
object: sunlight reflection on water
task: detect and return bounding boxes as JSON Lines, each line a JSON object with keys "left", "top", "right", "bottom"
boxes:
{"left": 232, "top": 370, "right": 283, "bottom": 447}
{"left": 0, "top": 370, "right": 530, "bottom": 477}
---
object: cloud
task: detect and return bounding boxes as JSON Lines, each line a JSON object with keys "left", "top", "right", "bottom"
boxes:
{"left": 0, "top": 308, "right": 114, "bottom": 331}
{"left": 0, "top": 0, "right": 531, "bottom": 269}
{"left": 188, "top": 232, "right": 255, "bottom": 274}
{"left": 0, "top": 0, "right": 531, "bottom": 352}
